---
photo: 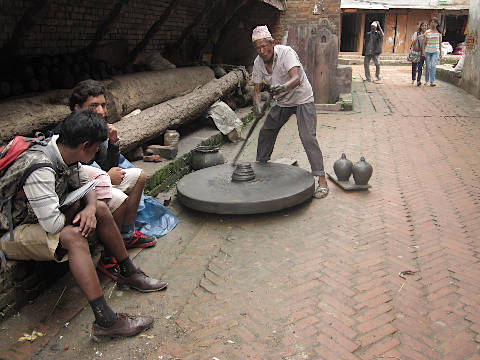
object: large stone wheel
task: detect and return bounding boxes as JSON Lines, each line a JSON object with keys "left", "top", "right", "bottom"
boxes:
{"left": 177, "top": 162, "right": 315, "bottom": 214}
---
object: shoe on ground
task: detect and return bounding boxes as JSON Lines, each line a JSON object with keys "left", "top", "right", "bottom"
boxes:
{"left": 92, "top": 313, "right": 153, "bottom": 340}
{"left": 430, "top": 82, "right": 436, "bottom": 87}
{"left": 97, "top": 252, "right": 120, "bottom": 281}
{"left": 117, "top": 269, "right": 168, "bottom": 292}
{"left": 412, "top": 80, "right": 415, "bottom": 84}
{"left": 313, "top": 185, "right": 329, "bottom": 199}
{"left": 417, "top": 82, "right": 422, "bottom": 86}
{"left": 124, "top": 230, "right": 157, "bottom": 249}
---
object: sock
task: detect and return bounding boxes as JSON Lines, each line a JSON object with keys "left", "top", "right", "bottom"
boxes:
{"left": 118, "top": 256, "right": 137, "bottom": 277}
{"left": 121, "top": 224, "right": 135, "bottom": 240}
{"left": 89, "top": 295, "right": 117, "bottom": 328}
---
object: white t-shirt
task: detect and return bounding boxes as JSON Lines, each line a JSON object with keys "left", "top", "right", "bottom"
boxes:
{"left": 252, "top": 45, "right": 314, "bottom": 107}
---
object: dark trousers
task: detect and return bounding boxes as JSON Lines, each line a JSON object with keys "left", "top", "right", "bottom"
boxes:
{"left": 411, "top": 57, "right": 425, "bottom": 83}
{"left": 256, "top": 102, "right": 325, "bottom": 176}
{"left": 364, "top": 54, "right": 380, "bottom": 81}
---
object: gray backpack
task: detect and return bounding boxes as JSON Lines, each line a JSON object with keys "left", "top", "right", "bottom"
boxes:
{"left": 0, "top": 135, "right": 61, "bottom": 269}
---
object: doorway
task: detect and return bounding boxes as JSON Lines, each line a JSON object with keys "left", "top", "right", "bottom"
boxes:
{"left": 444, "top": 14, "right": 468, "bottom": 50}
{"left": 340, "top": 13, "right": 358, "bottom": 52}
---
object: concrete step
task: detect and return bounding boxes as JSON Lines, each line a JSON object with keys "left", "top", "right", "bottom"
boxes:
{"left": 338, "top": 53, "right": 461, "bottom": 66}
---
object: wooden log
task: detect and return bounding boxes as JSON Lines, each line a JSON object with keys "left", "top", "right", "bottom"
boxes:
{"left": 105, "top": 66, "right": 215, "bottom": 122}
{"left": 0, "top": 66, "right": 215, "bottom": 143}
{"left": 0, "top": 89, "right": 71, "bottom": 143}
{"left": 115, "top": 68, "right": 247, "bottom": 153}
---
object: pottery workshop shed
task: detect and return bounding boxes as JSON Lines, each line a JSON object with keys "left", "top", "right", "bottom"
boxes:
{"left": 0, "top": 0, "right": 286, "bottom": 100}
{"left": 340, "top": 0, "right": 470, "bottom": 53}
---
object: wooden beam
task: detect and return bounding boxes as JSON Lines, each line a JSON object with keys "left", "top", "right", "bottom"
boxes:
{"left": 128, "top": 0, "right": 180, "bottom": 63}
{"left": 2, "top": 0, "right": 49, "bottom": 55}
{"left": 168, "top": 0, "right": 222, "bottom": 51}
{"left": 199, "top": 0, "right": 251, "bottom": 56}
{"left": 86, "top": 0, "right": 129, "bottom": 53}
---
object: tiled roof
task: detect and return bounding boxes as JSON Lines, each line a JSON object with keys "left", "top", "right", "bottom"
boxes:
{"left": 340, "top": 0, "right": 469, "bottom": 10}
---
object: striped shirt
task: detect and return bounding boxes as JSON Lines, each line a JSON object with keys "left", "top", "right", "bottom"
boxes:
{"left": 22, "top": 135, "right": 88, "bottom": 234}
{"left": 425, "top": 30, "right": 441, "bottom": 53}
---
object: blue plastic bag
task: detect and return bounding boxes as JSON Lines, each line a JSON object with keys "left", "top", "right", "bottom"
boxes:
{"left": 119, "top": 154, "right": 179, "bottom": 237}
{"left": 135, "top": 196, "right": 178, "bottom": 237}
{"left": 93, "top": 145, "right": 179, "bottom": 238}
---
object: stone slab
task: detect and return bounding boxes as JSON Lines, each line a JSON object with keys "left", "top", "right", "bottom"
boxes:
{"left": 177, "top": 162, "right": 315, "bottom": 214}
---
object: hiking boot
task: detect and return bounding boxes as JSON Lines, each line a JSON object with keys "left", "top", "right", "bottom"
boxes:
{"left": 116, "top": 269, "right": 168, "bottom": 293}
{"left": 97, "top": 252, "right": 120, "bottom": 281}
{"left": 92, "top": 313, "right": 153, "bottom": 340}
{"left": 124, "top": 230, "right": 157, "bottom": 249}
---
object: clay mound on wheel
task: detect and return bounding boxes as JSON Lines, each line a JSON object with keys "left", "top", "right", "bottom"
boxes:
{"left": 177, "top": 162, "right": 315, "bottom": 214}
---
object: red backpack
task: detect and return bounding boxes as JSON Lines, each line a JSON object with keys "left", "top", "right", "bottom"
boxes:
{"left": 0, "top": 136, "right": 48, "bottom": 174}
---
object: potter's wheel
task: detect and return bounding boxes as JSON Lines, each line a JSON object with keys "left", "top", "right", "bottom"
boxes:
{"left": 177, "top": 162, "right": 315, "bottom": 214}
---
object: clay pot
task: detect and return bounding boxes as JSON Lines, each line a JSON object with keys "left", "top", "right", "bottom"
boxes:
{"left": 191, "top": 145, "right": 224, "bottom": 170}
{"left": 231, "top": 162, "right": 255, "bottom": 182}
{"left": 333, "top": 153, "right": 353, "bottom": 181}
{"left": 352, "top": 156, "right": 373, "bottom": 185}
{"left": 164, "top": 129, "right": 180, "bottom": 148}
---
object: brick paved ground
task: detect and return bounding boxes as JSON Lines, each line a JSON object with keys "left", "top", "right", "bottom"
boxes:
{"left": 160, "top": 66, "right": 480, "bottom": 360}
{"left": 6, "top": 66, "right": 480, "bottom": 360}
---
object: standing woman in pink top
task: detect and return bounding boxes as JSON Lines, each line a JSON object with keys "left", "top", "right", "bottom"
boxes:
{"left": 422, "top": 17, "right": 442, "bottom": 87}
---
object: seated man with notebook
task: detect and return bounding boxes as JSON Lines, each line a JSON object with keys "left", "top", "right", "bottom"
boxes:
{"left": 0, "top": 110, "right": 167, "bottom": 339}
{"left": 65, "top": 80, "right": 156, "bottom": 280}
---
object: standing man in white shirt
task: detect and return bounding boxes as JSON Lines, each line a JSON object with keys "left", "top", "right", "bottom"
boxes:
{"left": 251, "top": 25, "right": 328, "bottom": 199}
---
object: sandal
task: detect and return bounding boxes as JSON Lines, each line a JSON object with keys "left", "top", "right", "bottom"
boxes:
{"left": 313, "top": 186, "right": 329, "bottom": 199}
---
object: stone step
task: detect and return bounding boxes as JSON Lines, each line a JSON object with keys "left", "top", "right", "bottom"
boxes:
{"left": 339, "top": 58, "right": 410, "bottom": 66}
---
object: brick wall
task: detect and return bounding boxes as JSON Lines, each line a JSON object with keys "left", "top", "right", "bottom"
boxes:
{"left": 460, "top": 0, "right": 480, "bottom": 99}
{"left": 0, "top": 0, "right": 208, "bottom": 57}
{"left": 284, "top": 0, "right": 341, "bottom": 31}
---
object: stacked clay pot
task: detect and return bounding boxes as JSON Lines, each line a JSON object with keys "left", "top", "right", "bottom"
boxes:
{"left": 334, "top": 153, "right": 373, "bottom": 185}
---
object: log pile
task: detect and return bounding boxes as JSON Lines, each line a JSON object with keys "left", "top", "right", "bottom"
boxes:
{"left": 116, "top": 67, "right": 248, "bottom": 153}
{"left": 0, "top": 66, "right": 215, "bottom": 144}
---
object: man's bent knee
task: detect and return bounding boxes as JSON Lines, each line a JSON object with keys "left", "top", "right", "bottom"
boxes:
{"left": 60, "top": 226, "right": 88, "bottom": 250}
{"left": 136, "top": 170, "right": 147, "bottom": 187}
{"left": 95, "top": 200, "right": 111, "bottom": 219}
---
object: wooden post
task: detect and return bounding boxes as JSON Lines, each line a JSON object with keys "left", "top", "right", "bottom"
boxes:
{"left": 357, "top": 12, "right": 365, "bottom": 52}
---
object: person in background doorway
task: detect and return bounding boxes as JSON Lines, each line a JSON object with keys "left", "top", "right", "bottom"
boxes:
{"left": 423, "top": 17, "right": 442, "bottom": 87}
{"left": 362, "top": 21, "right": 384, "bottom": 82}
{"left": 411, "top": 21, "right": 428, "bottom": 86}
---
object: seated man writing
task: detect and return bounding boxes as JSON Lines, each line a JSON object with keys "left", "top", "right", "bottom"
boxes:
{"left": 66, "top": 80, "right": 155, "bottom": 280}
{"left": 0, "top": 110, "right": 167, "bottom": 339}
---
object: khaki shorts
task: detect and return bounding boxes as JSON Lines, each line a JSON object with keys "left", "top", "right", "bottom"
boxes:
{"left": 0, "top": 223, "right": 68, "bottom": 262}
{"left": 107, "top": 167, "right": 142, "bottom": 212}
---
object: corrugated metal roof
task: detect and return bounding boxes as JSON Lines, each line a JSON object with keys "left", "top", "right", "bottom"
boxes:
{"left": 261, "top": 0, "right": 287, "bottom": 11}
{"left": 341, "top": 0, "right": 469, "bottom": 10}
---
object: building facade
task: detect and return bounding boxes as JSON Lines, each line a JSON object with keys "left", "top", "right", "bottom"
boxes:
{"left": 339, "top": 0, "right": 470, "bottom": 53}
